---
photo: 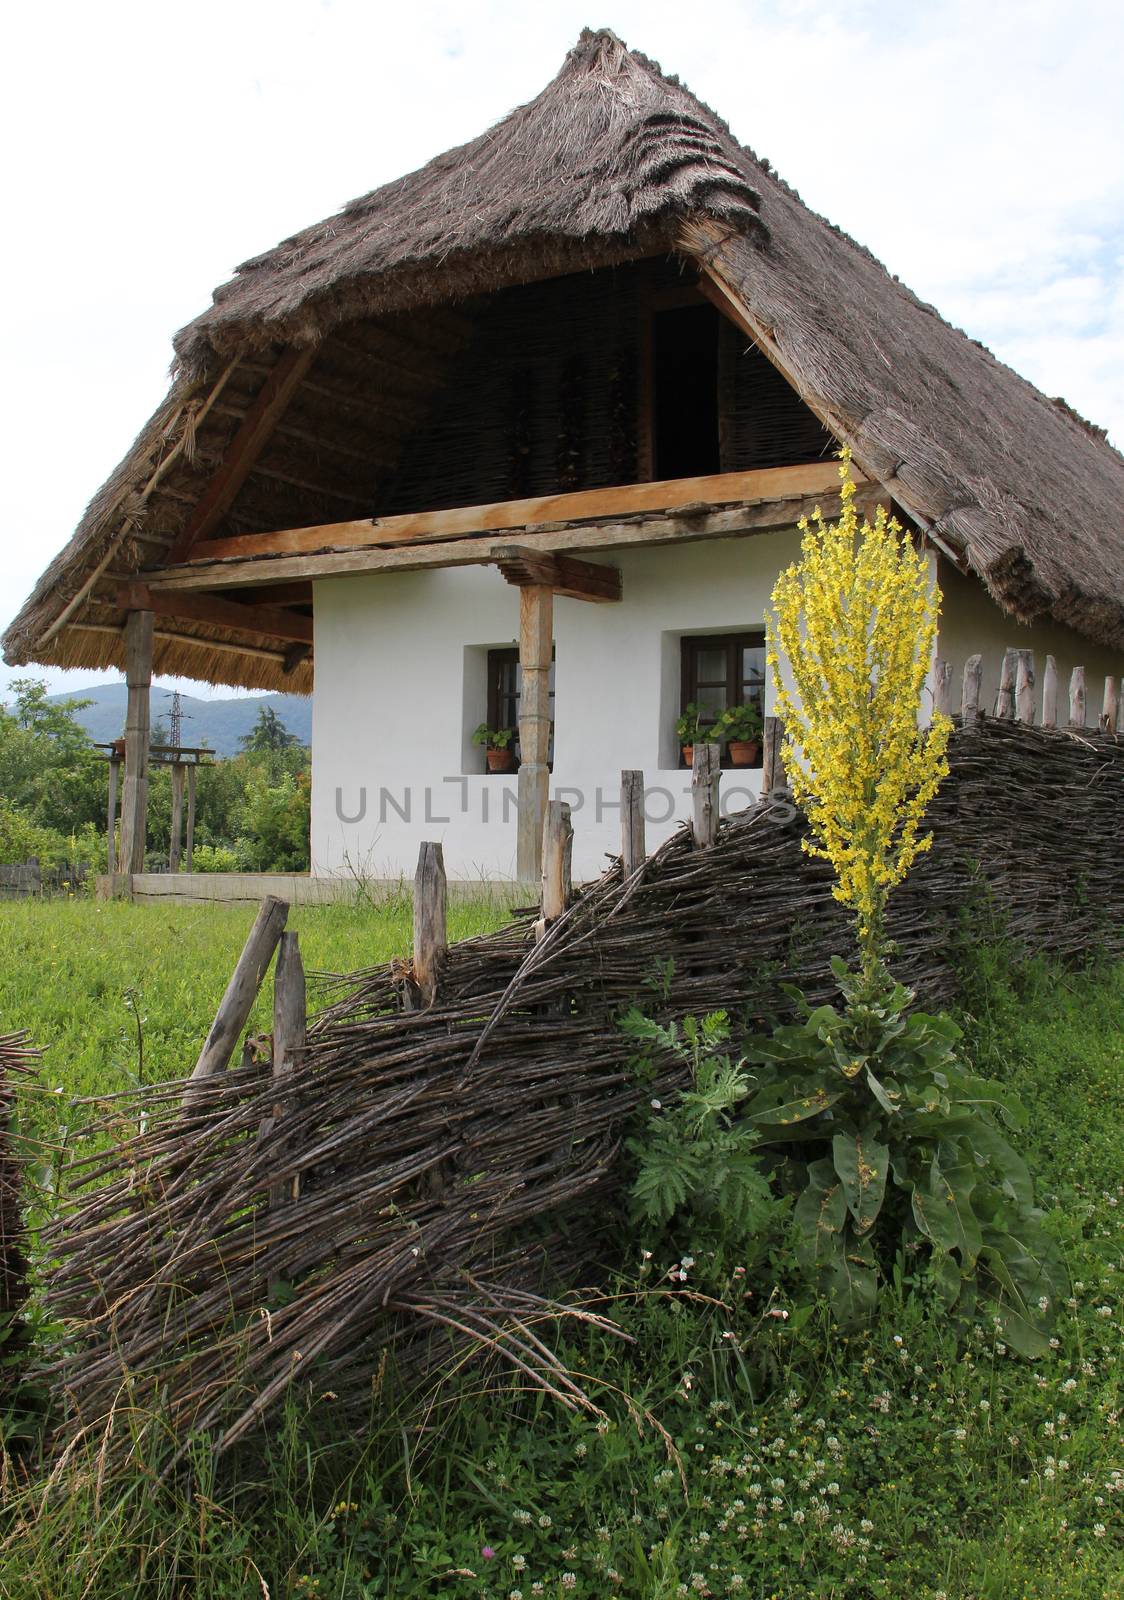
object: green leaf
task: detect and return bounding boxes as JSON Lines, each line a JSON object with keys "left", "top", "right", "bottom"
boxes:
{"left": 822, "top": 1230, "right": 879, "bottom": 1322}
{"left": 926, "top": 1248, "right": 964, "bottom": 1311}
{"left": 832, "top": 1130, "right": 889, "bottom": 1234}
{"left": 793, "top": 1157, "right": 847, "bottom": 1269}
{"left": 749, "top": 1085, "right": 843, "bottom": 1128}
{"left": 865, "top": 1066, "right": 901, "bottom": 1116}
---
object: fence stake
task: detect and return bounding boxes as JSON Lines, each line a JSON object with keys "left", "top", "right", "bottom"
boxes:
{"left": 961, "top": 655, "right": 983, "bottom": 723}
{"left": 539, "top": 800, "right": 574, "bottom": 932}
{"left": 1102, "top": 676, "right": 1120, "bottom": 734}
{"left": 620, "top": 770, "right": 645, "bottom": 877}
{"left": 269, "top": 931, "right": 306, "bottom": 1217}
{"left": 189, "top": 895, "right": 288, "bottom": 1088}
{"left": 1042, "top": 655, "right": 1058, "bottom": 728}
{"left": 1015, "top": 650, "right": 1036, "bottom": 724}
{"left": 994, "top": 649, "right": 1017, "bottom": 719}
{"left": 1069, "top": 666, "right": 1087, "bottom": 727}
{"left": 691, "top": 742, "right": 721, "bottom": 848}
{"left": 412, "top": 842, "right": 447, "bottom": 1006}
{"left": 185, "top": 764, "right": 197, "bottom": 873}
{"left": 106, "top": 756, "right": 120, "bottom": 875}
{"left": 761, "top": 716, "right": 786, "bottom": 794}
{"left": 169, "top": 762, "right": 186, "bottom": 872}
{"left": 933, "top": 658, "right": 953, "bottom": 718}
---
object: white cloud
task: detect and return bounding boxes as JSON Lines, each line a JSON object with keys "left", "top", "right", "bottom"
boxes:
{"left": 2, "top": 0, "right": 1121, "bottom": 700}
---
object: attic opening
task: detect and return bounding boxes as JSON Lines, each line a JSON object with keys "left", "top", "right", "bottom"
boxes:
{"left": 651, "top": 303, "right": 721, "bottom": 479}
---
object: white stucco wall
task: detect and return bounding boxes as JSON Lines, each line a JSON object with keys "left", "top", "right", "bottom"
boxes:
{"left": 935, "top": 560, "right": 1124, "bottom": 720}
{"left": 311, "top": 531, "right": 804, "bottom": 882}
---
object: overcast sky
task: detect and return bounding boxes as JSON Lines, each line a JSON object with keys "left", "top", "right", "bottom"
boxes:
{"left": 2, "top": 0, "right": 1120, "bottom": 703}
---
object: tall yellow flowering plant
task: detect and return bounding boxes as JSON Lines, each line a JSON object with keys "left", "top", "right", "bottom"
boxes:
{"left": 767, "top": 450, "right": 951, "bottom": 980}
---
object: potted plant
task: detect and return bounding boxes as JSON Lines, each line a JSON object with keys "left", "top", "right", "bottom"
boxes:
{"left": 472, "top": 722, "right": 517, "bottom": 773}
{"left": 675, "top": 703, "right": 720, "bottom": 767}
{"left": 716, "top": 702, "right": 764, "bottom": 766}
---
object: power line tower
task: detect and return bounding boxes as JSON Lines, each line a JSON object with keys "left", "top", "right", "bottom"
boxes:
{"left": 168, "top": 690, "right": 186, "bottom": 750}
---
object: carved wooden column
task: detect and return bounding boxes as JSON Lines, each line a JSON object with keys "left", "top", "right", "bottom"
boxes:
{"left": 118, "top": 609, "right": 154, "bottom": 877}
{"left": 169, "top": 762, "right": 186, "bottom": 871}
{"left": 517, "top": 584, "right": 553, "bottom": 883}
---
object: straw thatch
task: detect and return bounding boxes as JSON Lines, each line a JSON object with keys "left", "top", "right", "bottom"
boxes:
{"left": 41, "top": 719, "right": 1124, "bottom": 1457}
{"left": 5, "top": 28, "right": 1123, "bottom": 690}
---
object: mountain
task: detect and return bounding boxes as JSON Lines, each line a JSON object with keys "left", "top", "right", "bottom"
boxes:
{"left": 38, "top": 684, "right": 312, "bottom": 757}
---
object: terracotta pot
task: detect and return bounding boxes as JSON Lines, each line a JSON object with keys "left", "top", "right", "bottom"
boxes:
{"left": 111, "top": 736, "right": 127, "bottom": 759}
{"left": 486, "top": 746, "right": 516, "bottom": 773}
{"left": 681, "top": 744, "right": 694, "bottom": 767}
{"left": 728, "top": 739, "right": 761, "bottom": 767}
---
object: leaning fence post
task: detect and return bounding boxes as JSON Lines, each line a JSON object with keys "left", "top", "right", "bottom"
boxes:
{"left": 269, "top": 932, "right": 306, "bottom": 1216}
{"left": 933, "top": 659, "right": 953, "bottom": 718}
{"left": 1102, "top": 676, "right": 1120, "bottom": 734}
{"left": 761, "top": 715, "right": 786, "bottom": 794}
{"left": 995, "top": 649, "right": 1017, "bottom": 719}
{"left": 539, "top": 798, "right": 574, "bottom": 923}
{"left": 412, "top": 842, "right": 447, "bottom": 1006}
{"left": 962, "top": 654, "right": 983, "bottom": 723}
{"left": 188, "top": 896, "right": 288, "bottom": 1089}
{"left": 1069, "top": 666, "right": 1086, "bottom": 727}
{"left": 620, "top": 770, "right": 645, "bottom": 877}
{"left": 1015, "top": 650, "right": 1035, "bottom": 724}
{"left": 1042, "top": 655, "right": 1058, "bottom": 728}
{"left": 691, "top": 742, "right": 721, "bottom": 848}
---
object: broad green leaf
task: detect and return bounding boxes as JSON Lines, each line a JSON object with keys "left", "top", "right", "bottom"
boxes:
{"left": 793, "top": 1158, "right": 847, "bottom": 1269}
{"left": 929, "top": 1153, "right": 983, "bottom": 1266}
{"left": 926, "top": 1248, "right": 964, "bottom": 1311}
{"left": 748, "top": 1085, "right": 843, "bottom": 1128}
{"left": 831, "top": 1130, "right": 889, "bottom": 1234}
{"left": 822, "top": 1229, "right": 879, "bottom": 1322}
{"left": 865, "top": 1066, "right": 901, "bottom": 1116}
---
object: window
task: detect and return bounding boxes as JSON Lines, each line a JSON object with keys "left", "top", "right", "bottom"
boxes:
{"left": 651, "top": 303, "right": 721, "bottom": 480}
{"left": 680, "top": 632, "right": 766, "bottom": 767}
{"left": 486, "top": 648, "right": 556, "bottom": 766}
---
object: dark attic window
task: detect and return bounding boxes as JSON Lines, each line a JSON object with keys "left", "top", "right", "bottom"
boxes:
{"left": 651, "top": 303, "right": 721, "bottom": 480}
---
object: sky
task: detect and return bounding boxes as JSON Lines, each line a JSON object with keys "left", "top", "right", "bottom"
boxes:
{"left": 2, "top": 0, "right": 1121, "bottom": 703}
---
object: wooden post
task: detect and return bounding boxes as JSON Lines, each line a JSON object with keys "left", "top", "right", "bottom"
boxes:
{"left": 962, "top": 654, "right": 983, "bottom": 723}
{"left": 933, "top": 658, "right": 953, "bottom": 718}
{"left": 106, "top": 756, "right": 120, "bottom": 875}
{"left": 1015, "top": 650, "right": 1035, "bottom": 724}
{"left": 169, "top": 762, "right": 185, "bottom": 872}
{"left": 412, "top": 842, "right": 447, "bottom": 1006}
{"left": 118, "top": 609, "right": 154, "bottom": 874}
{"left": 1069, "top": 666, "right": 1086, "bottom": 728}
{"left": 1042, "top": 655, "right": 1058, "bottom": 729}
{"left": 691, "top": 741, "right": 721, "bottom": 848}
{"left": 540, "top": 799, "right": 574, "bottom": 926}
{"left": 185, "top": 763, "right": 197, "bottom": 873}
{"left": 761, "top": 715, "right": 787, "bottom": 794}
{"left": 188, "top": 896, "right": 288, "bottom": 1087}
{"left": 994, "top": 649, "right": 1017, "bottom": 719}
{"left": 1102, "top": 676, "right": 1120, "bottom": 733}
{"left": 516, "top": 585, "right": 553, "bottom": 883}
{"left": 620, "top": 770, "right": 646, "bottom": 877}
{"left": 269, "top": 931, "right": 306, "bottom": 1214}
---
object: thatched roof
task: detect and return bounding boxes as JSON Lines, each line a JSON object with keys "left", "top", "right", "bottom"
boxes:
{"left": 6, "top": 27, "right": 1123, "bottom": 690}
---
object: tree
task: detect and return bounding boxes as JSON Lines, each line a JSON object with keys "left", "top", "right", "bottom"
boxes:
{"left": 239, "top": 705, "right": 298, "bottom": 754}
{"left": 0, "top": 680, "right": 103, "bottom": 837}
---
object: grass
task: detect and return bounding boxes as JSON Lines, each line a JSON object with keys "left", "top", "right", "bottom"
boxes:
{"left": 0, "top": 912, "right": 1121, "bottom": 1598}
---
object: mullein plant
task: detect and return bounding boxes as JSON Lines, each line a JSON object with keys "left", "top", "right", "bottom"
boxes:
{"left": 630, "top": 452, "right": 1066, "bottom": 1353}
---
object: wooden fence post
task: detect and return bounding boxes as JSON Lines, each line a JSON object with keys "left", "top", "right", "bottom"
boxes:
{"left": 188, "top": 896, "right": 288, "bottom": 1089}
{"left": 169, "top": 762, "right": 186, "bottom": 872}
{"left": 933, "top": 659, "right": 953, "bottom": 718}
{"left": 761, "top": 715, "right": 786, "bottom": 794}
{"left": 620, "top": 770, "right": 645, "bottom": 877}
{"left": 1102, "top": 676, "right": 1120, "bottom": 733}
{"left": 691, "top": 742, "right": 721, "bottom": 848}
{"left": 1015, "top": 650, "right": 1035, "bottom": 724}
{"left": 412, "top": 842, "right": 447, "bottom": 1006}
{"left": 118, "top": 609, "right": 154, "bottom": 875}
{"left": 269, "top": 931, "right": 306, "bottom": 1215}
{"left": 185, "top": 764, "right": 197, "bottom": 873}
{"left": 1069, "top": 666, "right": 1086, "bottom": 728}
{"left": 962, "top": 654, "right": 983, "bottom": 723}
{"left": 106, "top": 756, "right": 120, "bottom": 875}
{"left": 539, "top": 800, "right": 574, "bottom": 930}
{"left": 994, "top": 649, "right": 1017, "bottom": 719}
{"left": 1042, "top": 655, "right": 1058, "bottom": 728}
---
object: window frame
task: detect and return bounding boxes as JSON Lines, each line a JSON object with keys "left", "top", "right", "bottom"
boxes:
{"left": 679, "top": 631, "right": 767, "bottom": 770}
{"left": 485, "top": 646, "right": 556, "bottom": 771}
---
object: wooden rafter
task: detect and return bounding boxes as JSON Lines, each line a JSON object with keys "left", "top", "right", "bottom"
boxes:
{"left": 166, "top": 345, "right": 319, "bottom": 562}
{"left": 117, "top": 582, "right": 313, "bottom": 645}
{"left": 492, "top": 546, "right": 621, "bottom": 602}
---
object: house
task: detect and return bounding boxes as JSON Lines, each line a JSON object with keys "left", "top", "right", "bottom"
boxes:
{"left": 5, "top": 29, "right": 1123, "bottom": 886}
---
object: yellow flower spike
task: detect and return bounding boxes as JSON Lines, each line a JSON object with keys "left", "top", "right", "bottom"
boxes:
{"left": 766, "top": 453, "right": 951, "bottom": 978}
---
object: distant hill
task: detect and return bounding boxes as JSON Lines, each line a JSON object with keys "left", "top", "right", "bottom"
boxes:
{"left": 39, "top": 684, "right": 312, "bottom": 757}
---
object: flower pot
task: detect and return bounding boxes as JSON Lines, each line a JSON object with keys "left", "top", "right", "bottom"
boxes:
{"left": 486, "top": 747, "right": 515, "bottom": 773}
{"left": 681, "top": 744, "right": 694, "bottom": 767}
{"left": 728, "top": 739, "right": 761, "bottom": 767}
{"left": 111, "top": 736, "right": 127, "bottom": 759}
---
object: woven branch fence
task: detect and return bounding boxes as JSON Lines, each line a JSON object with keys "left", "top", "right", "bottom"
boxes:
{"left": 37, "top": 706, "right": 1124, "bottom": 1461}
{"left": 1, "top": 1033, "right": 38, "bottom": 1408}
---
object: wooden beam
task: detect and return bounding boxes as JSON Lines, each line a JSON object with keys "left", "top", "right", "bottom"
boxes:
{"left": 492, "top": 546, "right": 621, "bottom": 602}
{"left": 226, "top": 582, "right": 314, "bottom": 607}
{"left": 167, "top": 346, "right": 318, "bottom": 562}
{"left": 118, "top": 610, "right": 153, "bottom": 875}
{"left": 517, "top": 586, "right": 553, "bottom": 884}
{"left": 117, "top": 581, "right": 313, "bottom": 646}
{"left": 151, "top": 491, "right": 850, "bottom": 592}
{"left": 180, "top": 462, "right": 849, "bottom": 566}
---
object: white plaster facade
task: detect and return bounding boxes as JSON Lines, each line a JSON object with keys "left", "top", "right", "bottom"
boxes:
{"left": 310, "top": 536, "right": 1124, "bottom": 884}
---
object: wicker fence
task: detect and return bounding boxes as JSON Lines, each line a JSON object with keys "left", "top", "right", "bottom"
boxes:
{"left": 35, "top": 651, "right": 1124, "bottom": 1458}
